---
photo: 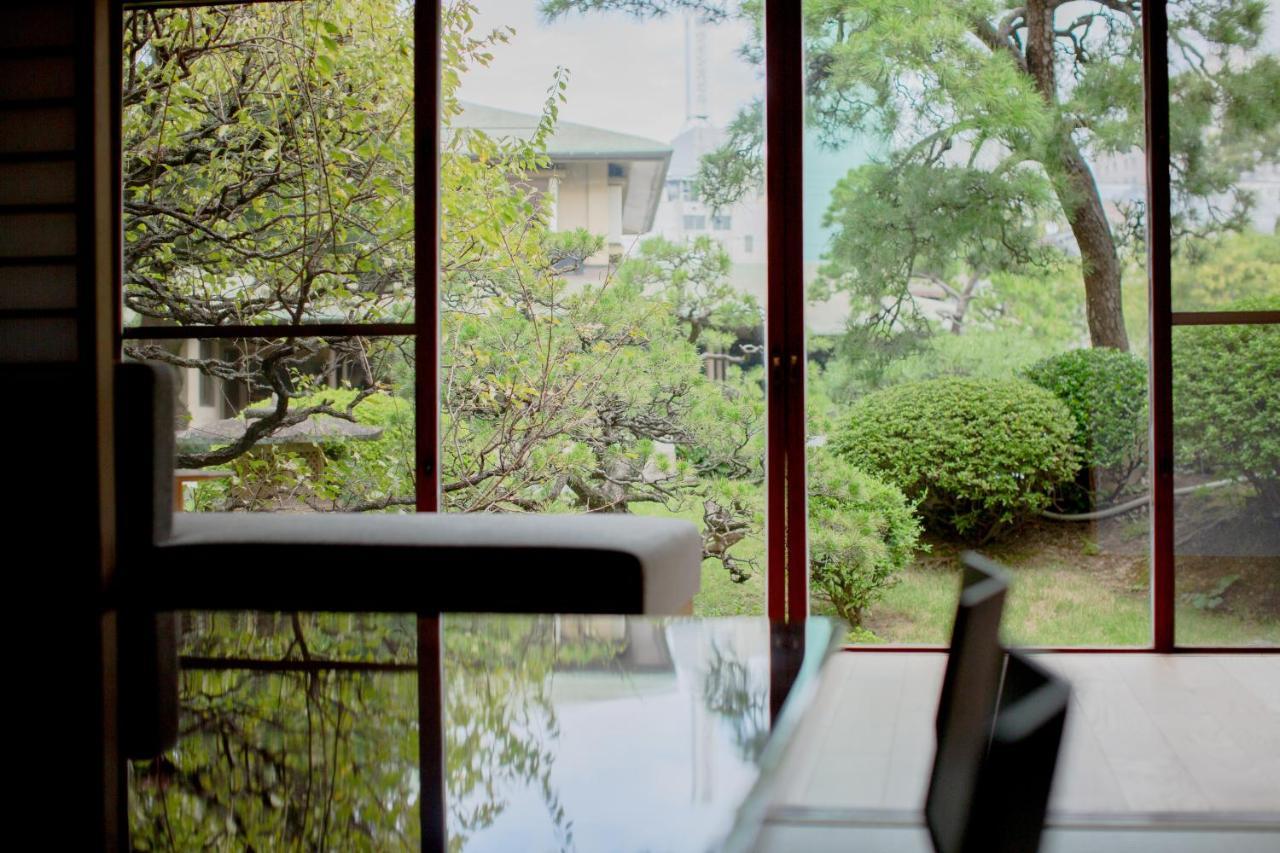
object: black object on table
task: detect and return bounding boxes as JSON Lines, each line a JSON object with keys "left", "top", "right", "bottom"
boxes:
{"left": 926, "top": 553, "right": 1010, "bottom": 853}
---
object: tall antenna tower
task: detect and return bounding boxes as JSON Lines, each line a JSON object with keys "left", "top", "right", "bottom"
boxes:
{"left": 684, "top": 13, "right": 709, "bottom": 127}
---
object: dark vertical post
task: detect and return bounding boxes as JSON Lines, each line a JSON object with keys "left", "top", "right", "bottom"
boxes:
{"left": 110, "top": 2, "right": 123, "bottom": 358}
{"left": 768, "top": 621, "right": 806, "bottom": 723}
{"left": 764, "top": 0, "right": 807, "bottom": 622}
{"left": 417, "top": 615, "right": 447, "bottom": 852}
{"left": 1142, "top": 0, "right": 1174, "bottom": 651}
{"left": 80, "top": 0, "right": 121, "bottom": 844}
{"left": 415, "top": 0, "right": 441, "bottom": 513}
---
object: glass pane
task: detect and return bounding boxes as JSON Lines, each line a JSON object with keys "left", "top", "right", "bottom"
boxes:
{"left": 442, "top": 615, "right": 798, "bottom": 851}
{"left": 1168, "top": 1, "right": 1280, "bottom": 312}
{"left": 126, "top": 333, "right": 416, "bottom": 661}
{"left": 1174, "top": 322, "right": 1280, "bottom": 647}
{"left": 121, "top": 1, "right": 414, "bottom": 328}
{"left": 442, "top": 2, "right": 766, "bottom": 615}
{"left": 128, "top": 668, "right": 419, "bottom": 849}
{"left": 179, "top": 611, "right": 416, "bottom": 663}
{"left": 132, "top": 616, "right": 839, "bottom": 852}
{"left": 126, "top": 335, "right": 416, "bottom": 514}
{"left": 803, "top": 2, "right": 1151, "bottom": 644}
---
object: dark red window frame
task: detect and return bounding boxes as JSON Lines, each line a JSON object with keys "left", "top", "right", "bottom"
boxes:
{"left": 112, "top": 0, "right": 1278, "bottom": 653}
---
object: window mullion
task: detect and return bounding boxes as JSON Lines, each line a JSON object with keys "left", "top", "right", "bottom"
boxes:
{"left": 1141, "top": 0, "right": 1174, "bottom": 652}
{"left": 416, "top": 0, "right": 441, "bottom": 515}
{"left": 764, "top": 0, "right": 807, "bottom": 622}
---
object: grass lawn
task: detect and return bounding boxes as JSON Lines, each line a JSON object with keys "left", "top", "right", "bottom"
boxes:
{"left": 643, "top": 497, "right": 1277, "bottom": 647}
{"left": 853, "top": 552, "right": 1277, "bottom": 647}
{"left": 631, "top": 500, "right": 768, "bottom": 616}
{"left": 846, "top": 519, "right": 1279, "bottom": 647}
{"left": 695, "top": 556, "right": 765, "bottom": 616}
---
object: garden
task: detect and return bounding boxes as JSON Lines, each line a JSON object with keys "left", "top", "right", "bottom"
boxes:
{"left": 119, "top": 0, "right": 1280, "bottom": 646}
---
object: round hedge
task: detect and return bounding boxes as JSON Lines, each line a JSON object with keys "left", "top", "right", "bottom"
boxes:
{"left": 807, "top": 450, "right": 922, "bottom": 627}
{"left": 833, "top": 378, "right": 1080, "bottom": 542}
{"left": 1024, "top": 347, "right": 1148, "bottom": 505}
{"left": 1173, "top": 296, "right": 1280, "bottom": 504}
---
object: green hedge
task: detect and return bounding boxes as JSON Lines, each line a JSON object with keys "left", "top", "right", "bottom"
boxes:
{"left": 808, "top": 451, "right": 922, "bottom": 627}
{"left": 1024, "top": 347, "right": 1147, "bottom": 505}
{"left": 1173, "top": 296, "right": 1280, "bottom": 504}
{"left": 833, "top": 378, "right": 1079, "bottom": 542}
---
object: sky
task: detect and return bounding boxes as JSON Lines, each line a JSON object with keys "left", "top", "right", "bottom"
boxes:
{"left": 456, "top": 1, "right": 761, "bottom": 143}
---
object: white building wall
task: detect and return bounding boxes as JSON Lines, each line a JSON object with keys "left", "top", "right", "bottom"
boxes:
{"left": 647, "top": 125, "right": 768, "bottom": 308}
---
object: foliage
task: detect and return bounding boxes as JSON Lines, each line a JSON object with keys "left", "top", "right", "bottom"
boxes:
{"left": 833, "top": 378, "right": 1080, "bottom": 542}
{"left": 1024, "top": 347, "right": 1148, "bottom": 503}
{"left": 1172, "top": 296, "right": 1280, "bottom": 504}
{"left": 548, "top": 0, "right": 1280, "bottom": 354}
{"left": 189, "top": 382, "right": 418, "bottom": 512}
{"left": 1172, "top": 231, "right": 1280, "bottom": 310}
{"left": 130, "top": 616, "right": 619, "bottom": 850}
{"left": 807, "top": 451, "right": 923, "bottom": 626}
{"left": 437, "top": 5, "right": 762, "bottom": 528}
{"left": 617, "top": 235, "right": 760, "bottom": 347}
{"left": 126, "top": 0, "right": 765, "bottom": 577}
{"left": 885, "top": 332, "right": 1059, "bottom": 384}
{"left": 974, "top": 266, "right": 1088, "bottom": 345}
{"left": 122, "top": 0, "right": 416, "bottom": 466}
{"left": 122, "top": 1, "right": 415, "bottom": 328}
{"left": 699, "top": 476, "right": 765, "bottom": 582}
{"left": 130, "top": 667, "right": 421, "bottom": 850}
{"left": 814, "top": 163, "right": 1059, "bottom": 342}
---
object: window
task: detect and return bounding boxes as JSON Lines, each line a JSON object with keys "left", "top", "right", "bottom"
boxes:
{"left": 116, "top": 0, "right": 1277, "bottom": 653}
{"left": 121, "top": 3, "right": 423, "bottom": 842}
{"left": 801, "top": 0, "right": 1158, "bottom": 645}
{"left": 440, "top": 1, "right": 765, "bottom": 622}
{"left": 122, "top": 0, "right": 765, "bottom": 602}
{"left": 1164, "top": 2, "right": 1280, "bottom": 647}
{"left": 118, "top": 1, "right": 1279, "bottom": 848}
{"left": 121, "top": 0, "right": 418, "bottom": 513}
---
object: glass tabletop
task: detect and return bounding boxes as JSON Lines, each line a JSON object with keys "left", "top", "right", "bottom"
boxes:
{"left": 128, "top": 614, "right": 841, "bottom": 852}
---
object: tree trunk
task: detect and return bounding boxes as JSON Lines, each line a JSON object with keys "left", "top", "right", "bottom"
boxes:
{"left": 1055, "top": 142, "right": 1131, "bottom": 351}
{"left": 1023, "top": 0, "right": 1130, "bottom": 352}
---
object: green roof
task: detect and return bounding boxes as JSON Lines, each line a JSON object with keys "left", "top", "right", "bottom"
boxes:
{"left": 454, "top": 102, "right": 670, "bottom": 160}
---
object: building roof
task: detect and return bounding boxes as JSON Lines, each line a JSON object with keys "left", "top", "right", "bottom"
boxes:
{"left": 455, "top": 102, "right": 671, "bottom": 161}
{"left": 454, "top": 102, "right": 672, "bottom": 235}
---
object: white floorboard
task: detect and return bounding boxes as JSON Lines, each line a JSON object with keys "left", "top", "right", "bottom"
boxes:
{"left": 768, "top": 653, "right": 1280, "bottom": 817}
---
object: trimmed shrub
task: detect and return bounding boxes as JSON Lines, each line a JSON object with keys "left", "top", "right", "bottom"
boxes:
{"left": 833, "top": 378, "right": 1080, "bottom": 542}
{"left": 1024, "top": 347, "right": 1148, "bottom": 505}
{"left": 1173, "top": 296, "right": 1280, "bottom": 505}
{"left": 808, "top": 451, "right": 923, "bottom": 627}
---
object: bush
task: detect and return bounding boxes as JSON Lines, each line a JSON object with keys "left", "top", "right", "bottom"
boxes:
{"left": 1173, "top": 296, "right": 1280, "bottom": 504}
{"left": 881, "top": 331, "right": 1062, "bottom": 386}
{"left": 193, "top": 388, "right": 417, "bottom": 512}
{"left": 1024, "top": 347, "right": 1148, "bottom": 505}
{"left": 808, "top": 451, "right": 923, "bottom": 627}
{"left": 833, "top": 378, "right": 1080, "bottom": 542}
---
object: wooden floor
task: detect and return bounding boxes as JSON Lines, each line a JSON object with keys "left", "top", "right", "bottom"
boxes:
{"left": 767, "top": 653, "right": 1280, "bottom": 818}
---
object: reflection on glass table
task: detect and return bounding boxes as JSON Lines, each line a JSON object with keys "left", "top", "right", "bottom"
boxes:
{"left": 128, "top": 615, "right": 841, "bottom": 852}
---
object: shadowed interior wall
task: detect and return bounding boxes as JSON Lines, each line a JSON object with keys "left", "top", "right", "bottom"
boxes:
{"left": 1, "top": 2, "right": 118, "bottom": 848}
